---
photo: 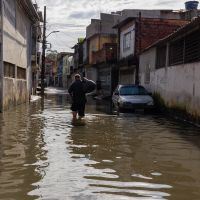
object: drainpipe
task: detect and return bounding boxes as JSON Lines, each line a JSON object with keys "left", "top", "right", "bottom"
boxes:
{"left": 0, "top": 0, "right": 4, "bottom": 112}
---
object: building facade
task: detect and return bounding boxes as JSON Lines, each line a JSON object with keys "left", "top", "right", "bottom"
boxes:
{"left": 31, "top": 5, "right": 43, "bottom": 94}
{"left": 0, "top": 0, "right": 40, "bottom": 111}
{"left": 46, "top": 51, "right": 58, "bottom": 86}
{"left": 62, "top": 53, "right": 73, "bottom": 88}
{"left": 72, "top": 6, "right": 199, "bottom": 97}
{"left": 139, "top": 17, "right": 200, "bottom": 119}
{"left": 114, "top": 17, "right": 189, "bottom": 85}
{"left": 85, "top": 13, "right": 122, "bottom": 96}
{"left": 72, "top": 39, "right": 84, "bottom": 77}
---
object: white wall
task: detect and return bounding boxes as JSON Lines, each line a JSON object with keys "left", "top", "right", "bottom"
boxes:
{"left": 139, "top": 47, "right": 156, "bottom": 91}
{"left": 2, "top": 0, "right": 34, "bottom": 109}
{"left": 120, "top": 24, "right": 135, "bottom": 59}
{"left": 3, "top": 0, "right": 31, "bottom": 69}
{"left": 140, "top": 48, "right": 200, "bottom": 117}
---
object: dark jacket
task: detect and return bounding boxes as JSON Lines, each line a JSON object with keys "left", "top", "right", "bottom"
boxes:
{"left": 68, "top": 80, "right": 86, "bottom": 104}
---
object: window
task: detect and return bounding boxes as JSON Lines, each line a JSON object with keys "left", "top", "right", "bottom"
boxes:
{"left": 169, "top": 29, "right": 200, "bottom": 66}
{"left": 169, "top": 39, "right": 184, "bottom": 66}
{"left": 17, "top": 67, "right": 26, "bottom": 80}
{"left": 120, "top": 86, "right": 147, "bottom": 95}
{"left": 184, "top": 30, "right": 200, "bottom": 63}
{"left": 156, "top": 45, "right": 167, "bottom": 69}
{"left": 123, "top": 32, "right": 131, "bottom": 51}
{"left": 4, "top": 62, "right": 15, "bottom": 78}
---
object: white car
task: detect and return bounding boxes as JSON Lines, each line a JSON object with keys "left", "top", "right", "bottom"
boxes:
{"left": 112, "top": 84, "right": 154, "bottom": 112}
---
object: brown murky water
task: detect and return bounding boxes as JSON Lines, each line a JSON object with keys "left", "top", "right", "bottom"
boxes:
{"left": 0, "top": 88, "right": 200, "bottom": 200}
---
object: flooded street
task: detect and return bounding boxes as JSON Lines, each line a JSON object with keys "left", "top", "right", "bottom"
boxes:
{"left": 0, "top": 88, "right": 200, "bottom": 200}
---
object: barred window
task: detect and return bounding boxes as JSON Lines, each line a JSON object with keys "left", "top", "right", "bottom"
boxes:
{"left": 169, "top": 29, "right": 200, "bottom": 66}
{"left": 156, "top": 45, "right": 167, "bottom": 69}
{"left": 184, "top": 30, "right": 200, "bottom": 63}
{"left": 169, "top": 39, "right": 184, "bottom": 66}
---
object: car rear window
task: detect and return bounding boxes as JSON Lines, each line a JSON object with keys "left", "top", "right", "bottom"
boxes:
{"left": 120, "top": 86, "right": 147, "bottom": 95}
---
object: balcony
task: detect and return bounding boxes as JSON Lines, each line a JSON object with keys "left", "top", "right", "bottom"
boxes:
{"left": 92, "top": 43, "right": 117, "bottom": 65}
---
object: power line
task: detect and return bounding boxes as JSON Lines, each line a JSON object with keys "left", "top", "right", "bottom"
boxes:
{"left": 52, "top": 33, "right": 74, "bottom": 49}
{"left": 58, "top": 31, "right": 81, "bottom": 40}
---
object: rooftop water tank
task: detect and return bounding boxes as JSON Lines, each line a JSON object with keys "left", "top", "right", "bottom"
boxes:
{"left": 185, "top": 1, "right": 199, "bottom": 10}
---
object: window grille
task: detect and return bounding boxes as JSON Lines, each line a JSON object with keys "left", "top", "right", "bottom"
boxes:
{"left": 156, "top": 45, "right": 167, "bottom": 69}
{"left": 169, "top": 29, "right": 200, "bottom": 66}
{"left": 184, "top": 30, "right": 200, "bottom": 63}
{"left": 169, "top": 39, "right": 184, "bottom": 66}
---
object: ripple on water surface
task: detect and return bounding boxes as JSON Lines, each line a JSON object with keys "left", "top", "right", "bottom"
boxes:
{"left": 0, "top": 92, "right": 200, "bottom": 200}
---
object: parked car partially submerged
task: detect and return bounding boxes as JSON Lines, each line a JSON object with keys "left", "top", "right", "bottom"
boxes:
{"left": 112, "top": 84, "right": 154, "bottom": 112}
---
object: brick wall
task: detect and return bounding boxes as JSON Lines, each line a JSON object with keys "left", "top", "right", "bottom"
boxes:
{"left": 135, "top": 18, "right": 189, "bottom": 55}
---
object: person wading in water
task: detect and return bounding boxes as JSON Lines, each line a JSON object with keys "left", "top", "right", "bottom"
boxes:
{"left": 68, "top": 74, "right": 87, "bottom": 121}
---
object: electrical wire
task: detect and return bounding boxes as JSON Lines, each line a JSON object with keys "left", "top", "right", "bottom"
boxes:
{"left": 50, "top": 32, "right": 74, "bottom": 51}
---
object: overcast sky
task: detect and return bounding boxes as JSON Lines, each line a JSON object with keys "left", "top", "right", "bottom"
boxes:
{"left": 35, "top": 0, "right": 190, "bottom": 52}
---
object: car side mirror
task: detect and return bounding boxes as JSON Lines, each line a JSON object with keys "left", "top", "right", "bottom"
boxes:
{"left": 148, "top": 92, "right": 152, "bottom": 96}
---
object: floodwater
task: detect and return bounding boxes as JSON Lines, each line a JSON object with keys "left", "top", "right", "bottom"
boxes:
{"left": 0, "top": 88, "right": 200, "bottom": 200}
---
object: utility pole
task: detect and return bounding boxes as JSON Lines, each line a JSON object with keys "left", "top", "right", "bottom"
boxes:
{"left": 41, "top": 6, "right": 46, "bottom": 96}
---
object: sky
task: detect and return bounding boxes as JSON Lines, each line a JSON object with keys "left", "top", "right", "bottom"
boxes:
{"left": 35, "top": 0, "right": 190, "bottom": 52}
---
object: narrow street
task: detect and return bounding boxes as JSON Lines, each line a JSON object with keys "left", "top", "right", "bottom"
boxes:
{"left": 0, "top": 88, "right": 200, "bottom": 200}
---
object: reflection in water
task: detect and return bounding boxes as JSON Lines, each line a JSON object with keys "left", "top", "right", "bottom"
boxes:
{"left": 69, "top": 115, "right": 171, "bottom": 199}
{"left": 0, "top": 88, "right": 200, "bottom": 200}
{"left": 0, "top": 101, "right": 46, "bottom": 200}
{"left": 95, "top": 99, "right": 113, "bottom": 114}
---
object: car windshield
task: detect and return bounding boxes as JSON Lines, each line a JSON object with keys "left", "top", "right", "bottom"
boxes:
{"left": 120, "top": 86, "right": 148, "bottom": 95}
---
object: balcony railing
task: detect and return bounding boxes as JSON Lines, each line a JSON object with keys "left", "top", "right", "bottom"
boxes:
{"left": 92, "top": 43, "right": 117, "bottom": 65}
